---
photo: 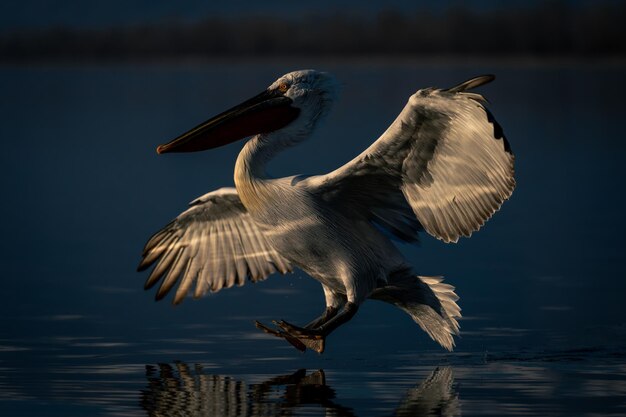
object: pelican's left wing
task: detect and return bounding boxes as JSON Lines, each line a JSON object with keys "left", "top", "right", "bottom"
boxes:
{"left": 138, "top": 187, "right": 292, "bottom": 304}
{"left": 307, "top": 75, "right": 515, "bottom": 243}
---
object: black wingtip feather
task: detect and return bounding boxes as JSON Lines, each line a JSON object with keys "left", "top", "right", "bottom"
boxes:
{"left": 484, "top": 108, "right": 513, "bottom": 154}
{"left": 446, "top": 74, "right": 495, "bottom": 93}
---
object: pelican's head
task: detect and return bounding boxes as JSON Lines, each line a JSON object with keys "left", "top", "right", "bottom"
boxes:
{"left": 156, "top": 69, "right": 339, "bottom": 154}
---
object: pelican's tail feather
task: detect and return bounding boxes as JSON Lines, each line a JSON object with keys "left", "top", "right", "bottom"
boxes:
{"left": 370, "top": 275, "right": 461, "bottom": 351}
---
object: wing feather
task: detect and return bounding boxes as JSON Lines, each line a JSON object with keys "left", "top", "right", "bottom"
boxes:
{"left": 307, "top": 75, "right": 515, "bottom": 243}
{"left": 156, "top": 247, "right": 186, "bottom": 301}
{"left": 175, "top": 253, "right": 199, "bottom": 304}
{"left": 219, "top": 220, "right": 237, "bottom": 289}
{"left": 145, "top": 242, "right": 181, "bottom": 290}
{"left": 141, "top": 228, "right": 174, "bottom": 256}
{"left": 233, "top": 220, "right": 261, "bottom": 281}
{"left": 239, "top": 218, "right": 268, "bottom": 281}
{"left": 226, "top": 220, "right": 248, "bottom": 286}
{"left": 139, "top": 187, "right": 291, "bottom": 303}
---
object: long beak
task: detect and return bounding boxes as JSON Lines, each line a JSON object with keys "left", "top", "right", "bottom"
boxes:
{"left": 156, "top": 89, "right": 300, "bottom": 154}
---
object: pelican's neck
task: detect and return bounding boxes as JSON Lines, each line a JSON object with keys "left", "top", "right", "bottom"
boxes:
{"left": 234, "top": 132, "right": 297, "bottom": 210}
{"left": 235, "top": 135, "right": 273, "bottom": 184}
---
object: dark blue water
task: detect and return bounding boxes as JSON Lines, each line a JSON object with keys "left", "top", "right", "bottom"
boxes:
{"left": 1, "top": 60, "right": 625, "bottom": 416}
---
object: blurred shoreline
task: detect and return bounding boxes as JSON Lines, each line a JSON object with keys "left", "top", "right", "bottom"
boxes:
{"left": 2, "top": 55, "right": 626, "bottom": 69}
{"left": 1, "top": 2, "right": 625, "bottom": 65}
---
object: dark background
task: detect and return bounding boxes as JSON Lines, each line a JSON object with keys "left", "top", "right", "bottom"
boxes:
{"left": 1, "top": 0, "right": 626, "bottom": 61}
{"left": 1, "top": 1, "right": 625, "bottom": 416}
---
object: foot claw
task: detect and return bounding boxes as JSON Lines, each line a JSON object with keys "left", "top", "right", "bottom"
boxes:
{"left": 277, "top": 320, "right": 326, "bottom": 353}
{"left": 255, "top": 320, "right": 281, "bottom": 337}
{"left": 276, "top": 320, "right": 317, "bottom": 337}
{"left": 255, "top": 321, "right": 306, "bottom": 352}
{"left": 256, "top": 320, "right": 326, "bottom": 354}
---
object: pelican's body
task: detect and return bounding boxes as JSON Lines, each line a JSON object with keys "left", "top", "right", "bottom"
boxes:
{"left": 236, "top": 141, "right": 405, "bottom": 305}
{"left": 139, "top": 70, "right": 515, "bottom": 353}
{"left": 240, "top": 173, "right": 404, "bottom": 306}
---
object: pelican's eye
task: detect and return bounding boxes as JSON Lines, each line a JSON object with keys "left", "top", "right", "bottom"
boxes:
{"left": 278, "top": 83, "right": 289, "bottom": 93}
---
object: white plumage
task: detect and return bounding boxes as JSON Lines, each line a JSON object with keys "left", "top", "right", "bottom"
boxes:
{"left": 139, "top": 187, "right": 292, "bottom": 304}
{"left": 139, "top": 70, "right": 515, "bottom": 353}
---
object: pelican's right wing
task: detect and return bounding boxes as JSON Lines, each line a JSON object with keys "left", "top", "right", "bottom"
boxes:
{"left": 307, "top": 75, "right": 515, "bottom": 243}
{"left": 138, "top": 187, "right": 292, "bottom": 304}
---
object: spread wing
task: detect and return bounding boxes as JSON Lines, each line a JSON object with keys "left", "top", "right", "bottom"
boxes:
{"left": 138, "top": 187, "right": 292, "bottom": 304}
{"left": 307, "top": 75, "right": 515, "bottom": 243}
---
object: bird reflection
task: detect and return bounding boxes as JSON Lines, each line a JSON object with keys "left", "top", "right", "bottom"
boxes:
{"left": 140, "top": 363, "right": 459, "bottom": 416}
{"left": 393, "top": 367, "right": 460, "bottom": 417}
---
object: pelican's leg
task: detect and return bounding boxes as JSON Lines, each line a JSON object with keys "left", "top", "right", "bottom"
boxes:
{"left": 275, "top": 302, "right": 359, "bottom": 353}
{"left": 255, "top": 286, "right": 349, "bottom": 353}
{"left": 304, "top": 286, "right": 345, "bottom": 329}
{"left": 304, "top": 306, "right": 339, "bottom": 329}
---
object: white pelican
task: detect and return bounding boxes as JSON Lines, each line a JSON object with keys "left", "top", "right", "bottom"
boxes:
{"left": 138, "top": 70, "right": 515, "bottom": 353}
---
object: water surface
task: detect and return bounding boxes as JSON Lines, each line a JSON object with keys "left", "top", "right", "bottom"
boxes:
{"left": 0, "top": 60, "right": 625, "bottom": 416}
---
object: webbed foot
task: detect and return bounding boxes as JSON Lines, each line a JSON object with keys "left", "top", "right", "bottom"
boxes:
{"left": 254, "top": 320, "right": 306, "bottom": 352}
{"left": 274, "top": 320, "right": 326, "bottom": 354}
{"left": 254, "top": 320, "right": 326, "bottom": 354}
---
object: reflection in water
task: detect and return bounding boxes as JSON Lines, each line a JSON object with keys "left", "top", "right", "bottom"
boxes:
{"left": 140, "top": 363, "right": 459, "bottom": 417}
{"left": 394, "top": 367, "right": 460, "bottom": 417}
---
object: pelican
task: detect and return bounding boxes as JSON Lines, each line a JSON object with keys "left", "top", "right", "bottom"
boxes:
{"left": 138, "top": 70, "right": 515, "bottom": 353}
